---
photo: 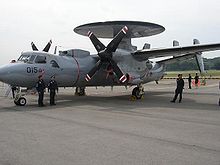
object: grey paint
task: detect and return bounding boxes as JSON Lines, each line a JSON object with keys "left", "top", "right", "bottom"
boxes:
{"left": 74, "top": 21, "right": 165, "bottom": 38}
{"left": 0, "top": 21, "right": 220, "bottom": 89}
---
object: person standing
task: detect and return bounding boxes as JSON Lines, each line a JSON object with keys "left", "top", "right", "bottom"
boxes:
{"left": 48, "top": 76, "right": 58, "bottom": 105}
{"left": 170, "top": 74, "right": 185, "bottom": 103}
{"left": 219, "top": 81, "right": 220, "bottom": 106}
{"left": 11, "top": 86, "right": 17, "bottom": 98}
{"left": 188, "top": 74, "right": 192, "bottom": 89}
{"left": 36, "top": 75, "right": 45, "bottom": 107}
{"left": 194, "top": 73, "right": 199, "bottom": 88}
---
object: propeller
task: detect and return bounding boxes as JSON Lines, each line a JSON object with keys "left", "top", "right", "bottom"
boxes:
{"left": 31, "top": 42, "right": 38, "bottom": 51}
{"left": 54, "top": 46, "right": 57, "bottom": 54}
{"left": 31, "top": 40, "right": 52, "bottom": 52}
{"left": 85, "top": 26, "right": 128, "bottom": 83}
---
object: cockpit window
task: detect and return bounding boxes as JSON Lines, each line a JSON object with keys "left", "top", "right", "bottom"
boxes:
{"left": 18, "top": 54, "right": 31, "bottom": 63}
{"left": 29, "top": 55, "right": 36, "bottom": 62}
{"left": 18, "top": 54, "right": 36, "bottom": 63}
{"left": 50, "top": 60, "right": 60, "bottom": 68}
{"left": 35, "top": 55, "right": 47, "bottom": 64}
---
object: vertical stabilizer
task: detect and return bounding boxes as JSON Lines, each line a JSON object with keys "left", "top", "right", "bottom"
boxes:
{"left": 173, "top": 40, "right": 179, "bottom": 47}
{"left": 193, "top": 39, "right": 205, "bottom": 74}
{"left": 143, "top": 43, "right": 151, "bottom": 49}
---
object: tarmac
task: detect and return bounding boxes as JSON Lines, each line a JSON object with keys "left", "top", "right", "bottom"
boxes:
{"left": 0, "top": 79, "right": 220, "bottom": 165}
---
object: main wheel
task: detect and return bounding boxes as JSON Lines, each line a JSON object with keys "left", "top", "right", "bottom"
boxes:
{"left": 18, "top": 97, "right": 27, "bottom": 106}
{"left": 132, "top": 87, "right": 143, "bottom": 100}
{"left": 75, "top": 87, "right": 86, "bottom": 96}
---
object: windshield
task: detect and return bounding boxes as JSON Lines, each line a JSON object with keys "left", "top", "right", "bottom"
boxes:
{"left": 18, "top": 54, "right": 31, "bottom": 62}
{"left": 18, "top": 54, "right": 36, "bottom": 63}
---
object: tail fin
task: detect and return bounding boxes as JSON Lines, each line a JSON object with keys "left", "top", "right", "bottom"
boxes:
{"left": 193, "top": 39, "right": 205, "bottom": 74}
{"left": 173, "top": 40, "right": 179, "bottom": 47}
{"left": 143, "top": 43, "right": 150, "bottom": 49}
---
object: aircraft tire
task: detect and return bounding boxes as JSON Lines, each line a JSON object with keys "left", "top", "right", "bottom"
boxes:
{"left": 132, "top": 87, "right": 142, "bottom": 100}
{"left": 14, "top": 100, "right": 20, "bottom": 106}
{"left": 18, "top": 97, "right": 27, "bottom": 106}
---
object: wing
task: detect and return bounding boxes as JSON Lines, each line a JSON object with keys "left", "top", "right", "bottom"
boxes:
{"left": 156, "top": 53, "right": 195, "bottom": 64}
{"left": 133, "top": 43, "right": 220, "bottom": 61}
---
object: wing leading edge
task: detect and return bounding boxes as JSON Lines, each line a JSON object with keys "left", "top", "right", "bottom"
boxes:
{"left": 133, "top": 43, "right": 220, "bottom": 61}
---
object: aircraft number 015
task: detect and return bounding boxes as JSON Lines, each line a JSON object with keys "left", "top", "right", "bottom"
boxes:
{"left": 27, "top": 67, "right": 39, "bottom": 73}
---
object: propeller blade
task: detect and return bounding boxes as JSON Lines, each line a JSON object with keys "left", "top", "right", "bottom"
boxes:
{"left": 31, "top": 42, "right": 38, "bottom": 51}
{"left": 42, "top": 40, "right": 52, "bottom": 52}
{"left": 88, "top": 31, "right": 106, "bottom": 53}
{"left": 106, "top": 26, "right": 128, "bottom": 53}
{"left": 109, "top": 60, "right": 127, "bottom": 83}
{"left": 54, "top": 46, "right": 57, "bottom": 54}
{"left": 85, "top": 60, "right": 102, "bottom": 82}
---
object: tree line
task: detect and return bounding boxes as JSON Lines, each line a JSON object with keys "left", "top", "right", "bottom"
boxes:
{"left": 165, "top": 57, "right": 220, "bottom": 71}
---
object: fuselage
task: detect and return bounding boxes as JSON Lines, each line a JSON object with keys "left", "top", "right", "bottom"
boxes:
{"left": 0, "top": 49, "right": 165, "bottom": 88}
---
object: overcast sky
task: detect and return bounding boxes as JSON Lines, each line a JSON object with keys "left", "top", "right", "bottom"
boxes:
{"left": 0, "top": 0, "right": 220, "bottom": 65}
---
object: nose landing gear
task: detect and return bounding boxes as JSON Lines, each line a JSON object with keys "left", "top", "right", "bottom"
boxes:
{"left": 14, "top": 97, "right": 27, "bottom": 106}
{"left": 14, "top": 88, "right": 27, "bottom": 106}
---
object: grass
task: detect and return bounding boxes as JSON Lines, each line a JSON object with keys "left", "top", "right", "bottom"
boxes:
{"left": 164, "top": 70, "right": 220, "bottom": 78}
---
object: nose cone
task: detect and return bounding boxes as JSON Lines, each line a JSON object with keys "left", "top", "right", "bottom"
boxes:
{"left": 0, "top": 64, "right": 19, "bottom": 85}
{"left": 0, "top": 65, "right": 8, "bottom": 82}
{"left": 0, "top": 63, "right": 35, "bottom": 87}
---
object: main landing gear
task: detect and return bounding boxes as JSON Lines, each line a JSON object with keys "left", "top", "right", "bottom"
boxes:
{"left": 131, "top": 84, "right": 144, "bottom": 100}
{"left": 75, "top": 87, "right": 86, "bottom": 96}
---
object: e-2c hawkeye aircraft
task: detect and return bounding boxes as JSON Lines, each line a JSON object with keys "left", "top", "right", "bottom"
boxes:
{"left": 0, "top": 21, "right": 220, "bottom": 106}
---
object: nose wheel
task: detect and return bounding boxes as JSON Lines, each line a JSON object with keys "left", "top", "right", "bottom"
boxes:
{"left": 13, "top": 87, "right": 27, "bottom": 106}
{"left": 131, "top": 84, "right": 144, "bottom": 100}
{"left": 14, "top": 97, "right": 27, "bottom": 106}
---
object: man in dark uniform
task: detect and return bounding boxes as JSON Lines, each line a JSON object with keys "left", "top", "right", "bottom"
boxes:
{"left": 219, "top": 81, "right": 220, "bottom": 106}
{"left": 11, "top": 86, "right": 17, "bottom": 98}
{"left": 194, "top": 73, "right": 199, "bottom": 88}
{"left": 188, "top": 74, "right": 192, "bottom": 89}
{"left": 171, "top": 74, "right": 184, "bottom": 103}
{"left": 48, "top": 76, "right": 58, "bottom": 105}
{"left": 36, "top": 75, "right": 45, "bottom": 107}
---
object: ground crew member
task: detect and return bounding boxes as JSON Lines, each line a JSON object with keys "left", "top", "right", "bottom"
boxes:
{"left": 188, "top": 74, "right": 192, "bottom": 89}
{"left": 170, "top": 74, "right": 184, "bottom": 103}
{"left": 36, "top": 75, "right": 45, "bottom": 107}
{"left": 194, "top": 73, "right": 199, "bottom": 88}
{"left": 11, "top": 86, "right": 17, "bottom": 98}
{"left": 219, "top": 81, "right": 220, "bottom": 106}
{"left": 48, "top": 76, "right": 58, "bottom": 105}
